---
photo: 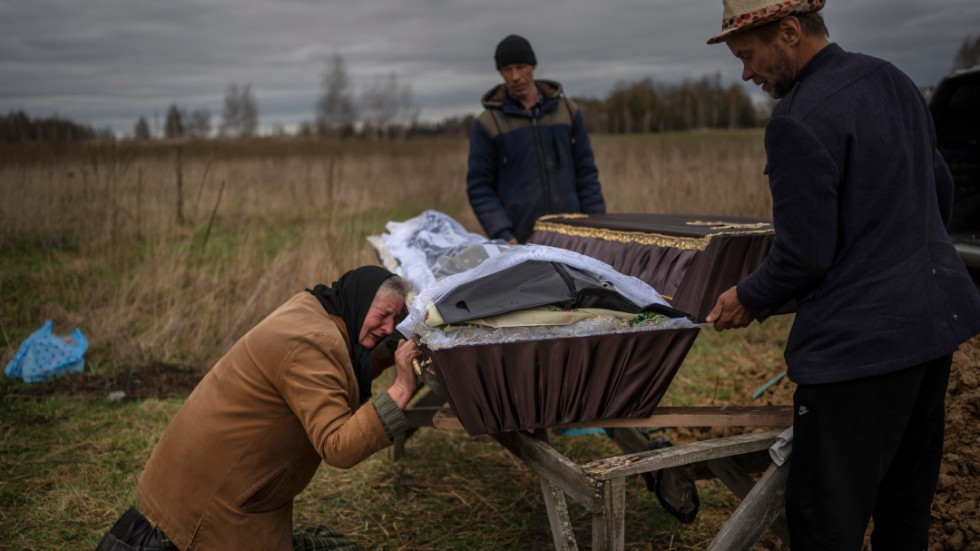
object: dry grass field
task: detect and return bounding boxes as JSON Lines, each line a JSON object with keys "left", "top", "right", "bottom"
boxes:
{"left": 1, "top": 132, "right": 976, "bottom": 550}
{"left": 0, "top": 132, "right": 771, "bottom": 371}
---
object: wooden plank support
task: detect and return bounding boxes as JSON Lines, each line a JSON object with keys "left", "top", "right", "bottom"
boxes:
{"left": 693, "top": 449, "right": 773, "bottom": 480}
{"left": 582, "top": 430, "right": 782, "bottom": 481}
{"left": 402, "top": 405, "right": 445, "bottom": 427}
{"left": 389, "top": 431, "right": 407, "bottom": 461}
{"left": 431, "top": 408, "right": 462, "bottom": 430}
{"left": 430, "top": 407, "right": 793, "bottom": 549}
{"left": 706, "top": 456, "right": 758, "bottom": 499}
{"left": 708, "top": 459, "right": 791, "bottom": 551}
{"left": 540, "top": 476, "right": 579, "bottom": 551}
{"left": 389, "top": 389, "right": 447, "bottom": 460}
{"left": 609, "top": 427, "right": 650, "bottom": 454}
{"left": 431, "top": 406, "right": 793, "bottom": 431}
{"left": 592, "top": 476, "right": 626, "bottom": 551}
{"left": 492, "top": 431, "right": 602, "bottom": 512}
{"left": 567, "top": 406, "right": 793, "bottom": 429}
{"left": 407, "top": 387, "right": 448, "bottom": 416}
{"left": 707, "top": 457, "right": 790, "bottom": 544}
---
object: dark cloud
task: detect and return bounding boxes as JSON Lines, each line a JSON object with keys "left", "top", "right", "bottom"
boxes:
{"left": 2, "top": 0, "right": 975, "bottom": 135}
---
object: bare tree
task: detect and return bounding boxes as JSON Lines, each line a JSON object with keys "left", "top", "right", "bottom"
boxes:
{"left": 186, "top": 109, "right": 211, "bottom": 139}
{"left": 164, "top": 103, "right": 184, "bottom": 139}
{"left": 315, "top": 53, "right": 356, "bottom": 137}
{"left": 134, "top": 116, "right": 151, "bottom": 140}
{"left": 220, "top": 84, "right": 241, "bottom": 137}
{"left": 220, "top": 84, "right": 258, "bottom": 137}
{"left": 240, "top": 85, "right": 258, "bottom": 137}
{"left": 297, "top": 121, "right": 315, "bottom": 137}
{"left": 361, "top": 72, "right": 417, "bottom": 139}
{"left": 397, "top": 81, "right": 420, "bottom": 139}
{"left": 360, "top": 75, "right": 393, "bottom": 139}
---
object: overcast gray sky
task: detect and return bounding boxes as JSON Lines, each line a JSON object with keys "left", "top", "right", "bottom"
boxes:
{"left": 2, "top": 0, "right": 976, "bottom": 136}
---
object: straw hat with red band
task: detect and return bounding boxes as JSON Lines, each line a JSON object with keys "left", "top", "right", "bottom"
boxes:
{"left": 707, "top": 0, "right": 826, "bottom": 44}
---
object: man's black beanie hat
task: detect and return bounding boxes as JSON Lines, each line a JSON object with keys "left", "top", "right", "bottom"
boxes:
{"left": 495, "top": 35, "right": 537, "bottom": 70}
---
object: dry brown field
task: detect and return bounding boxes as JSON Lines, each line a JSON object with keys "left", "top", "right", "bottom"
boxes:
{"left": 1, "top": 133, "right": 976, "bottom": 550}
{"left": 0, "top": 131, "right": 771, "bottom": 369}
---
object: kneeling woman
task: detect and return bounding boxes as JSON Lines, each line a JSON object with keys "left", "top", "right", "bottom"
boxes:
{"left": 98, "top": 266, "right": 420, "bottom": 550}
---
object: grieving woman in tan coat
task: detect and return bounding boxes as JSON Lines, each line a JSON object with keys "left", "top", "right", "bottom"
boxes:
{"left": 97, "top": 266, "right": 421, "bottom": 551}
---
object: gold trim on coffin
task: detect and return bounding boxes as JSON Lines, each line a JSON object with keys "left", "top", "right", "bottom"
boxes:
{"left": 532, "top": 217, "right": 773, "bottom": 251}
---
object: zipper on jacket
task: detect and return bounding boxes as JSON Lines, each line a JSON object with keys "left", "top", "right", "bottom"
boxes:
{"left": 531, "top": 117, "right": 552, "bottom": 209}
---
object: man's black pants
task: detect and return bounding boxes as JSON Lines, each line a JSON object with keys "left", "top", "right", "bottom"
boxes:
{"left": 786, "top": 354, "right": 952, "bottom": 550}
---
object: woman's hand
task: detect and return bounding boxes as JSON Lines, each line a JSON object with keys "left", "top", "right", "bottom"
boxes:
{"left": 387, "top": 339, "right": 420, "bottom": 409}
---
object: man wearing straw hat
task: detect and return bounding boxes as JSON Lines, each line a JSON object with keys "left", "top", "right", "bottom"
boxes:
{"left": 704, "top": 0, "right": 980, "bottom": 548}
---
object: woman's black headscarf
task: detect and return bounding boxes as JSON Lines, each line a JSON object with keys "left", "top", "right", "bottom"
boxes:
{"left": 307, "top": 266, "right": 395, "bottom": 404}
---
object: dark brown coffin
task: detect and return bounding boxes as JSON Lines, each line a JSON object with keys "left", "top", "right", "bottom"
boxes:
{"left": 425, "top": 328, "right": 700, "bottom": 436}
{"left": 528, "top": 213, "right": 777, "bottom": 322}
{"left": 423, "top": 213, "right": 777, "bottom": 436}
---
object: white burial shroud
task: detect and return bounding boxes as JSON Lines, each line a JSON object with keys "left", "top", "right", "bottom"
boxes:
{"left": 370, "top": 210, "right": 698, "bottom": 350}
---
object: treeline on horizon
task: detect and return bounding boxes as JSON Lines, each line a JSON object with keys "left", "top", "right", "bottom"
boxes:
{"left": 0, "top": 110, "right": 115, "bottom": 144}
{"left": 0, "top": 74, "right": 763, "bottom": 145}
{"left": 4, "top": 34, "right": 977, "bottom": 145}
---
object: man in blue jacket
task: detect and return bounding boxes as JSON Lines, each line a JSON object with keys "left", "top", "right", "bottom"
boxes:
{"left": 467, "top": 34, "right": 606, "bottom": 244}
{"left": 705, "top": 0, "right": 980, "bottom": 548}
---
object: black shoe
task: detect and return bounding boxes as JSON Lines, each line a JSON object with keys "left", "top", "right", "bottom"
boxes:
{"left": 640, "top": 437, "right": 701, "bottom": 524}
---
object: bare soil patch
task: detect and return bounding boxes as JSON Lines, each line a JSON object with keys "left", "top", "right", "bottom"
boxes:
{"left": 3, "top": 362, "right": 203, "bottom": 403}
{"left": 933, "top": 335, "right": 980, "bottom": 550}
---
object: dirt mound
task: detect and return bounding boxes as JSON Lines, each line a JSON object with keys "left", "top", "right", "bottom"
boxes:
{"left": 931, "top": 335, "right": 980, "bottom": 550}
{"left": 738, "top": 335, "right": 980, "bottom": 549}
{"left": 3, "top": 361, "right": 202, "bottom": 403}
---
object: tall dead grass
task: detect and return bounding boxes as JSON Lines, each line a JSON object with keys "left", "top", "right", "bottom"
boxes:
{"left": 0, "top": 131, "right": 768, "bottom": 371}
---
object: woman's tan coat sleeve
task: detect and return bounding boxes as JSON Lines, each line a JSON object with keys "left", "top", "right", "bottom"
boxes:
{"left": 274, "top": 318, "right": 392, "bottom": 469}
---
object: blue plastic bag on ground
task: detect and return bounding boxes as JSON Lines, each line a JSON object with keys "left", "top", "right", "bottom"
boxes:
{"left": 4, "top": 320, "right": 88, "bottom": 383}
